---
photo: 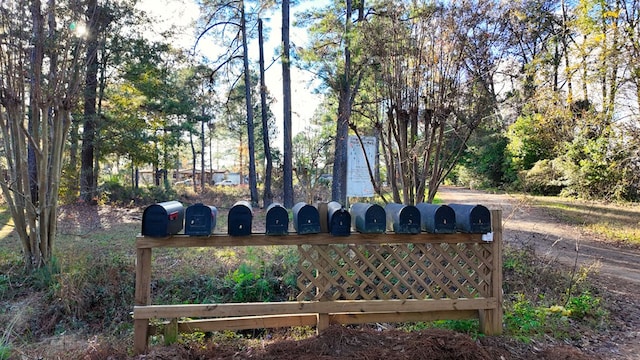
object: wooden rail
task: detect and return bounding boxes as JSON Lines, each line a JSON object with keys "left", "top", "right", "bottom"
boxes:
{"left": 133, "top": 210, "right": 503, "bottom": 354}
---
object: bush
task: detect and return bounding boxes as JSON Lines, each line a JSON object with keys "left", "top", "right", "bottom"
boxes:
{"left": 521, "top": 159, "right": 567, "bottom": 196}
{"left": 99, "top": 178, "right": 177, "bottom": 206}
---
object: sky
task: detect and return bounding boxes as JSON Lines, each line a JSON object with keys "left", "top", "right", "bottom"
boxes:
{"left": 134, "top": 0, "right": 326, "bottom": 150}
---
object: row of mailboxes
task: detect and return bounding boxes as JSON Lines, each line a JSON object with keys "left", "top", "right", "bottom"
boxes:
{"left": 141, "top": 200, "right": 492, "bottom": 238}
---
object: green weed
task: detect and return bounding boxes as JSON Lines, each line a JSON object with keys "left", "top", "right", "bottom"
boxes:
{"left": 0, "top": 344, "right": 10, "bottom": 360}
{"left": 226, "top": 263, "right": 278, "bottom": 303}
{"left": 404, "top": 319, "right": 481, "bottom": 338}
{"left": 30, "top": 257, "right": 60, "bottom": 291}
{"left": 565, "top": 291, "right": 607, "bottom": 322}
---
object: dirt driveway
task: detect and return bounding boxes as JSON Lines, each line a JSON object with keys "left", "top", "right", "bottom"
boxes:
{"left": 437, "top": 186, "right": 640, "bottom": 359}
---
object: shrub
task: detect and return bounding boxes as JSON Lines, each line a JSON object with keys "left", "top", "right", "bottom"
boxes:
{"left": 521, "top": 159, "right": 567, "bottom": 196}
{"left": 99, "top": 178, "right": 178, "bottom": 206}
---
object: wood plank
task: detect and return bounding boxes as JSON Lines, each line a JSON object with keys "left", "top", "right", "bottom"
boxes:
{"left": 176, "top": 314, "right": 318, "bottom": 332}
{"left": 330, "top": 310, "right": 478, "bottom": 325}
{"left": 480, "top": 210, "right": 504, "bottom": 335}
{"left": 149, "top": 311, "right": 478, "bottom": 335}
{"left": 133, "top": 319, "right": 150, "bottom": 354}
{"left": 317, "top": 313, "right": 329, "bottom": 333}
{"left": 133, "top": 248, "right": 152, "bottom": 355}
{"left": 136, "top": 232, "right": 484, "bottom": 249}
{"left": 135, "top": 248, "right": 152, "bottom": 306}
{"left": 133, "top": 298, "right": 498, "bottom": 319}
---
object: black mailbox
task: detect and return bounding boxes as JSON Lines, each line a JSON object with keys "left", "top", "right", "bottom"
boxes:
{"left": 265, "top": 203, "right": 289, "bottom": 236}
{"left": 292, "top": 202, "right": 320, "bottom": 234}
{"left": 185, "top": 203, "right": 217, "bottom": 236}
{"left": 415, "top": 203, "right": 456, "bottom": 234}
{"left": 327, "top": 201, "right": 351, "bottom": 237}
{"left": 228, "top": 201, "right": 253, "bottom": 236}
{"left": 448, "top": 203, "right": 491, "bottom": 234}
{"left": 142, "top": 201, "right": 184, "bottom": 237}
{"left": 385, "top": 203, "right": 421, "bottom": 234}
{"left": 350, "top": 203, "right": 386, "bottom": 234}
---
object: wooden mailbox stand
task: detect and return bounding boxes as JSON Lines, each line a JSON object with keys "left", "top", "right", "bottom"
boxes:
{"left": 133, "top": 210, "right": 503, "bottom": 354}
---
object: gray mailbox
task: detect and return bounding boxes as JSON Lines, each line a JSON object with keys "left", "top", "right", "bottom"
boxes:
{"left": 384, "top": 203, "right": 421, "bottom": 234}
{"left": 350, "top": 203, "right": 386, "bottom": 234}
{"left": 292, "top": 202, "right": 320, "bottom": 234}
{"left": 448, "top": 203, "right": 491, "bottom": 234}
{"left": 415, "top": 203, "right": 456, "bottom": 234}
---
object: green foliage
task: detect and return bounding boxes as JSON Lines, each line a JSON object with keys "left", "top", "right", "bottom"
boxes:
{"left": 30, "top": 257, "right": 61, "bottom": 291}
{"left": 45, "top": 254, "right": 136, "bottom": 334}
{"left": 561, "top": 128, "right": 636, "bottom": 200}
{"left": 226, "top": 263, "right": 278, "bottom": 303}
{"left": 406, "top": 319, "right": 482, "bottom": 338}
{"left": 0, "top": 343, "right": 10, "bottom": 360}
{"left": 504, "top": 294, "right": 548, "bottom": 340}
{"left": 99, "top": 177, "right": 178, "bottom": 205}
{"left": 506, "top": 113, "right": 557, "bottom": 172}
{"left": 565, "top": 291, "right": 605, "bottom": 321}
{"left": 520, "top": 159, "right": 567, "bottom": 195}
{"left": 459, "top": 124, "right": 511, "bottom": 188}
{"left": 502, "top": 245, "right": 607, "bottom": 341}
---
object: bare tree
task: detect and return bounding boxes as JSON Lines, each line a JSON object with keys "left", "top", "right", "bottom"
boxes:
{"left": 259, "top": 19, "right": 274, "bottom": 207}
{"left": 0, "top": 0, "right": 87, "bottom": 269}
{"left": 362, "top": 1, "right": 502, "bottom": 204}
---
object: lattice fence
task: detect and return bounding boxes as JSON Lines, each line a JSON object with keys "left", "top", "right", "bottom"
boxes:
{"left": 297, "top": 243, "right": 495, "bottom": 301}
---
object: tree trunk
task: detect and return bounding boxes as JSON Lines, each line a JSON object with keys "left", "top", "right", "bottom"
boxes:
{"left": 27, "top": 0, "right": 46, "bottom": 268}
{"left": 190, "top": 131, "right": 197, "bottom": 192}
{"left": 241, "top": 1, "right": 259, "bottom": 207}
{"left": 331, "top": 0, "right": 353, "bottom": 205}
{"left": 80, "top": 0, "right": 99, "bottom": 204}
{"left": 201, "top": 111, "right": 207, "bottom": 191}
{"left": 259, "top": 19, "right": 274, "bottom": 207}
{"left": 282, "top": 0, "right": 294, "bottom": 208}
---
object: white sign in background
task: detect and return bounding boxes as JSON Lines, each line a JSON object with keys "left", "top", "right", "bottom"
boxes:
{"left": 347, "top": 136, "right": 377, "bottom": 197}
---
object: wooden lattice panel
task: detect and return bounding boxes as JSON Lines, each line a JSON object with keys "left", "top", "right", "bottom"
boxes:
{"left": 296, "top": 243, "right": 494, "bottom": 301}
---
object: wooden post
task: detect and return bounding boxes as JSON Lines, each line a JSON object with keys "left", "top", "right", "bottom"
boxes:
{"left": 134, "top": 247, "right": 152, "bottom": 354}
{"left": 479, "top": 210, "right": 503, "bottom": 335}
{"left": 316, "top": 244, "right": 330, "bottom": 333}
{"left": 164, "top": 318, "right": 178, "bottom": 345}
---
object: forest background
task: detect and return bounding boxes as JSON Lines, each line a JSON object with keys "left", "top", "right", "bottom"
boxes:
{"left": 1, "top": 0, "right": 640, "bottom": 275}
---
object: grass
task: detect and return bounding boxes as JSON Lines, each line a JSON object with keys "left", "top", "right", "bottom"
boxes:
{"left": 532, "top": 196, "right": 640, "bottom": 245}
{"left": 0, "top": 186, "right": 622, "bottom": 357}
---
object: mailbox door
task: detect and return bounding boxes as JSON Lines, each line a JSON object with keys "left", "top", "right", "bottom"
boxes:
{"left": 448, "top": 204, "right": 491, "bottom": 233}
{"left": 266, "top": 203, "right": 289, "bottom": 235}
{"left": 293, "top": 203, "right": 320, "bottom": 234}
{"left": 185, "top": 204, "right": 217, "bottom": 236}
{"left": 228, "top": 203, "right": 252, "bottom": 236}
{"left": 397, "top": 206, "right": 421, "bottom": 234}
{"left": 351, "top": 203, "right": 386, "bottom": 234}
{"left": 329, "top": 210, "right": 351, "bottom": 236}
{"left": 142, "top": 201, "right": 184, "bottom": 237}
{"left": 416, "top": 203, "right": 456, "bottom": 234}
{"left": 433, "top": 205, "right": 456, "bottom": 233}
{"left": 385, "top": 203, "right": 420, "bottom": 234}
{"left": 142, "top": 205, "right": 168, "bottom": 237}
{"left": 469, "top": 205, "right": 491, "bottom": 233}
